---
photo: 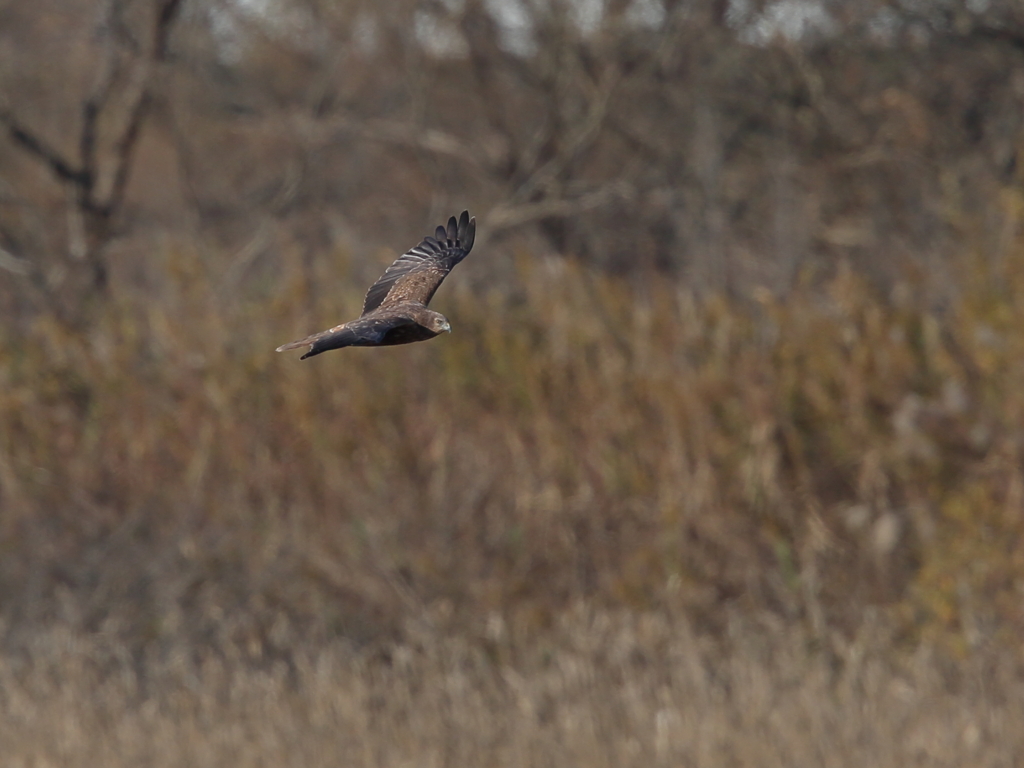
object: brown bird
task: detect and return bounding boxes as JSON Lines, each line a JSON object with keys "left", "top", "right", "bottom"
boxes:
{"left": 276, "top": 211, "right": 476, "bottom": 359}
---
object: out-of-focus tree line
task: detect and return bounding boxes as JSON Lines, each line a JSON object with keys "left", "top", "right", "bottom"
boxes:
{"left": 2, "top": 0, "right": 1023, "bottom": 322}
{"left": 2, "top": 0, "right": 1024, "bottom": 674}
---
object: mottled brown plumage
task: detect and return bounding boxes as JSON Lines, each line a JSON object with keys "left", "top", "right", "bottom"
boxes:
{"left": 276, "top": 211, "right": 476, "bottom": 359}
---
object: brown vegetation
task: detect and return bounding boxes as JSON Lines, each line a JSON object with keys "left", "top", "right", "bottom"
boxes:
{"left": 3, "top": 615, "right": 1021, "bottom": 767}
{"left": 2, "top": 0, "right": 1024, "bottom": 764}
{"left": 3, "top": 233, "right": 1024, "bottom": 762}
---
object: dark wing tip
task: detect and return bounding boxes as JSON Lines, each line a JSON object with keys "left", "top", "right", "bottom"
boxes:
{"left": 361, "top": 211, "right": 476, "bottom": 314}
{"left": 459, "top": 211, "right": 476, "bottom": 254}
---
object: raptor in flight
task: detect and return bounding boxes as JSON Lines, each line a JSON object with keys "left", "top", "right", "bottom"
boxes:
{"left": 276, "top": 210, "right": 476, "bottom": 360}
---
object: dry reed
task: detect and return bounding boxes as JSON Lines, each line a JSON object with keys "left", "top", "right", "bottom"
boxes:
{"left": 1, "top": 232, "right": 1024, "bottom": 764}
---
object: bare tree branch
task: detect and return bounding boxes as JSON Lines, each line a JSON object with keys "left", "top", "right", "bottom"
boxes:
{"left": 0, "top": 0, "right": 183, "bottom": 302}
{"left": 0, "top": 246, "right": 30, "bottom": 276}
{"left": 0, "top": 110, "right": 88, "bottom": 187}
{"left": 485, "top": 182, "right": 636, "bottom": 234}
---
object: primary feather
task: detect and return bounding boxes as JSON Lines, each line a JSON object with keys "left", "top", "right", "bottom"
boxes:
{"left": 361, "top": 210, "right": 475, "bottom": 314}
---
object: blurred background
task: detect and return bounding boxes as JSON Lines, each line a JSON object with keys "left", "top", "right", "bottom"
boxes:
{"left": 2, "top": 0, "right": 1024, "bottom": 764}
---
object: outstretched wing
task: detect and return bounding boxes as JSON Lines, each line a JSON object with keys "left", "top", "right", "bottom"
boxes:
{"left": 361, "top": 210, "right": 476, "bottom": 315}
{"left": 276, "top": 314, "right": 417, "bottom": 359}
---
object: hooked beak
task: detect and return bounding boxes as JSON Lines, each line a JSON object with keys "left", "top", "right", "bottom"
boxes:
{"left": 443, "top": 320, "right": 452, "bottom": 333}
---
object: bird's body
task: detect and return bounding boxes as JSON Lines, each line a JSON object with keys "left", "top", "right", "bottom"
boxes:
{"left": 276, "top": 211, "right": 475, "bottom": 359}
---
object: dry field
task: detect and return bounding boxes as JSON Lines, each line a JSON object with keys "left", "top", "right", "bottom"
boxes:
{"left": 2, "top": 232, "right": 1024, "bottom": 765}
{"left": 1, "top": 610, "right": 1021, "bottom": 767}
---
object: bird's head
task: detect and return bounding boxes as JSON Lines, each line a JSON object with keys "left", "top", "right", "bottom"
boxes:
{"left": 430, "top": 313, "right": 452, "bottom": 334}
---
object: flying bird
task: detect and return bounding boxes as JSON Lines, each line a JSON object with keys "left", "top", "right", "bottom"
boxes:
{"left": 276, "top": 210, "right": 476, "bottom": 360}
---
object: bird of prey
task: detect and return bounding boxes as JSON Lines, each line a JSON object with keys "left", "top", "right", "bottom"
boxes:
{"left": 276, "top": 210, "right": 476, "bottom": 360}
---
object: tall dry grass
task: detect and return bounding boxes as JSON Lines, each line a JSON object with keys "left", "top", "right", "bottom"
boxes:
{"left": 1, "top": 222, "right": 1024, "bottom": 763}
{"left": 1, "top": 610, "right": 1020, "bottom": 767}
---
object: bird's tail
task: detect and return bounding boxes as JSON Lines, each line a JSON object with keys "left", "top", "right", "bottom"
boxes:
{"left": 275, "top": 333, "right": 320, "bottom": 353}
{"left": 276, "top": 340, "right": 300, "bottom": 352}
{"left": 276, "top": 324, "right": 359, "bottom": 359}
{"left": 276, "top": 330, "right": 333, "bottom": 359}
